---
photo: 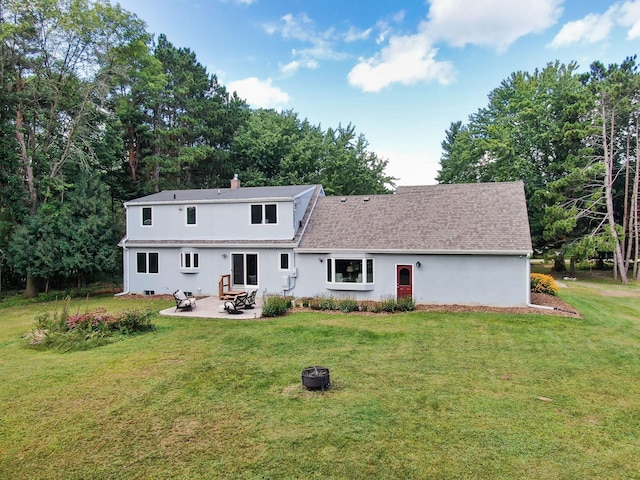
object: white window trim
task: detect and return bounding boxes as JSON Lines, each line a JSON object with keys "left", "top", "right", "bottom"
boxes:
{"left": 136, "top": 251, "right": 159, "bottom": 274}
{"left": 180, "top": 251, "right": 200, "bottom": 273}
{"left": 141, "top": 207, "right": 153, "bottom": 227}
{"left": 185, "top": 206, "right": 197, "bottom": 226}
{"left": 250, "top": 203, "right": 278, "bottom": 225}
{"left": 326, "top": 257, "right": 375, "bottom": 291}
{"left": 231, "top": 252, "right": 259, "bottom": 287}
{"left": 279, "top": 252, "right": 291, "bottom": 271}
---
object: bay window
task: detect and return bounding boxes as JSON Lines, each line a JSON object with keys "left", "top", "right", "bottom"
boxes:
{"left": 180, "top": 252, "right": 199, "bottom": 271}
{"left": 326, "top": 258, "right": 374, "bottom": 284}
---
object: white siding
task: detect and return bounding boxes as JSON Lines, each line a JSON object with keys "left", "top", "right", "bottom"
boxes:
{"left": 126, "top": 201, "right": 296, "bottom": 241}
{"left": 290, "top": 253, "right": 530, "bottom": 307}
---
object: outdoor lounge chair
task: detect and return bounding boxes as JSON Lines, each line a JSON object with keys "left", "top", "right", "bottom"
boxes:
{"left": 173, "top": 289, "right": 196, "bottom": 311}
{"left": 239, "top": 289, "right": 257, "bottom": 309}
{"left": 224, "top": 292, "right": 248, "bottom": 314}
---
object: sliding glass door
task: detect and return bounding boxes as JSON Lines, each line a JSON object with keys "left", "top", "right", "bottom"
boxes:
{"left": 232, "top": 253, "right": 258, "bottom": 287}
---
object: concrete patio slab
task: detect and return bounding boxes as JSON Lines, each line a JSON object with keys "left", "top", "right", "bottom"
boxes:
{"left": 159, "top": 295, "right": 263, "bottom": 319}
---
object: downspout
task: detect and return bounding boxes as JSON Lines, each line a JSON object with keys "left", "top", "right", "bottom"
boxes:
{"left": 115, "top": 233, "right": 130, "bottom": 297}
{"left": 115, "top": 204, "right": 130, "bottom": 296}
{"left": 524, "top": 253, "right": 555, "bottom": 311}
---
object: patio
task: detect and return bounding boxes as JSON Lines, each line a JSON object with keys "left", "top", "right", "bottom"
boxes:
{"left": 159, "top": 294, "right": 263, "bottom": 319}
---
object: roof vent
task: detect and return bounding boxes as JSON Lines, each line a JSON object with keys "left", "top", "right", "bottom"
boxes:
{"left": 340, "top": 197, "right": 347, "bottom": 203}
{"left": 363, "top": 197, "right": 370, "bottom": 202}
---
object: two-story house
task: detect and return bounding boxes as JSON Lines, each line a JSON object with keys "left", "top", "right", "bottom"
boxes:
{"left": 120, "top": 178, "right": 534, "bottom": 307}
{"left": 120, "top": 176, "right": 323, "bottom": 298}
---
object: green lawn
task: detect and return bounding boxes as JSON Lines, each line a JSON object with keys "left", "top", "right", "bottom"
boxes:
{"left": 1, "top": 282, "right": 639, "bottom": 480}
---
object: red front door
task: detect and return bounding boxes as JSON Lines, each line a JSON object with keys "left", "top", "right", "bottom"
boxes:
{"left": 397, "top": 265, "right": 413, "bottom": 299}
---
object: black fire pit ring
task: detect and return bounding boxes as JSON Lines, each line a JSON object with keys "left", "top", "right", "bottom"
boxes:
{"left": 301, "top": 366, "right": 330, "bottom": 391}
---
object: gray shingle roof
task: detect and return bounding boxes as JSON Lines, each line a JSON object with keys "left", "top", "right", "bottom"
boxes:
{"left": 126, "top": 184, "right": 318, "bottom": 204}
{"left": 298, "top": 182, "right": 532, "bottom": 253}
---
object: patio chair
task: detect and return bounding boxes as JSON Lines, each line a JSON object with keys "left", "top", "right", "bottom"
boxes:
{"left": 173, "top": 289, "right": 196, "bottom": 311}
{"left": 239, "top": 289, "right": 257, "bottom": 309}
{"left": 224, "top": 292, "right": 248, "bottom": 314}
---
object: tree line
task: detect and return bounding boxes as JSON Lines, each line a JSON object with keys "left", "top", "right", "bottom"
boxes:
{"left": 438, "top": 58, "right": 640, "bottom": 283}
{"left": 0, "top": 0, "right": 394, "bottom": 296}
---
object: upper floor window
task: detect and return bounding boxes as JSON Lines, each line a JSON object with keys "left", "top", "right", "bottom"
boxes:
{"left": 142, "top": 207, "right": 152, "bottom": 226}
{"left": 251, "top": 204, "right": 277, "bottom": 224}
{"left": 186, "top": 206, "right": 196, "bottom": 225}
{"left": 137, "top": 252, "right": 159, "bottom": 274}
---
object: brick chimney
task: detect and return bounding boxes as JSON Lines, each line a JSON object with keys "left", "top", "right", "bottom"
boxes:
{"left": 230, "top": 173, "right": 241, "bottom": 190}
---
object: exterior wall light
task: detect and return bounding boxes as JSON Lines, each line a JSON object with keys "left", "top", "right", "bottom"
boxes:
{"left": 415, "top": 261, "right": 421, "bottom": 268}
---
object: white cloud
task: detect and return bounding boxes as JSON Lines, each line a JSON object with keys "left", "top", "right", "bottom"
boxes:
{"left": 347, "top": 32, "right": 455, "bottom": 92}
{"left": 550, "top": 6, "right": 617, "bottom": 47}
{"left": 265, "top": 13, "right": 347, "bottom": 74}
{"left": 378, "top": 149, "right": 440, "bottom": 186}
{"left": 424, "top": 0, "right": 563, "bottom": 51}
{"left": 619, "top": 0, "right": 640, "bottom": 39}
{"left": 227, "top": 77, "right": 289, "bottom": 109}
{"left": 281, "top": 58, "right": 319, "bottom": 75}
{"left": 344, "top": 26, "right": 372, "bottom": 42}
{"left": 220, "top": 0, "right": 256, "bottom": 5}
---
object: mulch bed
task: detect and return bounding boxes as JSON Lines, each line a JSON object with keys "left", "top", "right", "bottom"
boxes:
{"left": 120, "top": 292, "right": 580, "bottom": 318}
{"left": 413, "top": 292, "right": 580, "bottom": 318}
{"left": 290, "top": 293, "right": 580, "bottom": 318}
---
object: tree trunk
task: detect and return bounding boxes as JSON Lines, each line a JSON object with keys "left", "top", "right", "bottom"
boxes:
{"left": 623, "top": 133, "right": 631, "bottom": 271}
{"left": 25, "top": 273, "right": 37, "bottom": 298}
{"left": 634, "top": 128, "right": 640, "bottom": 280}
{"left": 569, "top": 257, "right": 576, "bottom": 277}
{"left": 15, "top": 64, "right": 37, "bottom": 214}
{"left": 603, "top": 106, "right": 628, "bottom": 283}
{"left": 128, "top": 126, "right": 138, "bottom": 181}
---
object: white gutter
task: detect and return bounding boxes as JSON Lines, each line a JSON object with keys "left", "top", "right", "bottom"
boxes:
{"left": 295, "top": 248, "right": 534, "bottom": 256}
{"left": 115, "top": 207, "right": 130, "bottom": 297}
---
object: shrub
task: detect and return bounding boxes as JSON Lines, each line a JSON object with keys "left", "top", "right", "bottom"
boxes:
{"left": 261, "top": 295, "right": 291, "bottom": 317}
{"left": 396, "top": 296, "right": 416, "bottom": 312}
{"left": 26, "top": 299, "right": 155, "bottom": 351}
{"left": 308, "top": 295, "right": 338, "bottom": 311}
{"left": 338, "top": 298, "right": 360, "bottom": 313}
{"left": 530, "top": 273, "right": 559, "bottom": 296}
{"left": 115, "top": 309, "right": 155, "bottom": 334}
{"left": 380, "top": 296, "right": 398, "bottom": 313}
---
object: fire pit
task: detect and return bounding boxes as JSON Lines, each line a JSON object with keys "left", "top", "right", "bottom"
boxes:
{"left": 301, "top": 366, "right": 330, "bottom": 391}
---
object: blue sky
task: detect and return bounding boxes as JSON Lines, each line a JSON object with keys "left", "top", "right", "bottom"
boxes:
{"left": 116, "top": 0, "right": 639, "bottom": 185}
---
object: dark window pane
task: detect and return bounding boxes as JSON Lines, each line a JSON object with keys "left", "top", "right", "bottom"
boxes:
{"left": 367, "top": 259, "right": 374, "bottom": 283}
{"left": 247, "top": 254, "right": 258, "bottom": 285}
{"left": 232, "top": 254, "right": 244, "bottom": 285}
{"left": 327, "top": 259, "right": 332, "bottom": 282}
{"left": 148, "top": 253, "right": 159, "bottom": 273}
{"left": 187, "top": 206, "right": 196, "bottom": 225}
{"left": 185, "top": 254, "right": 191, "bottom": 268}
{"left": 399, "top": 267, "right": 411, "bottom": 285}
{"left": 193, "top": 253, "right": 199, "bottom": 268}
{"left": 335, "top": 259, "right": 350, "bottom": 282}
{"left": 280, "top": 253, "right": 289, "bottom": 270}
{"left": 137, "top": 253, "right": 147, "bottom": 273}
{"left": 265, "top": 204, "right": 277, "bottom": 224}
{"left": 251, "top": 205, "right": 262, "bottom": 224}
{"left": 142, "top": 207, "right": 152, "bottom": 226}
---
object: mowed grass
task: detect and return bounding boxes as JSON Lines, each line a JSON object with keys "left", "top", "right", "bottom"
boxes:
{"left": 1, "top": 284, "right": 640, "bottom": 480}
